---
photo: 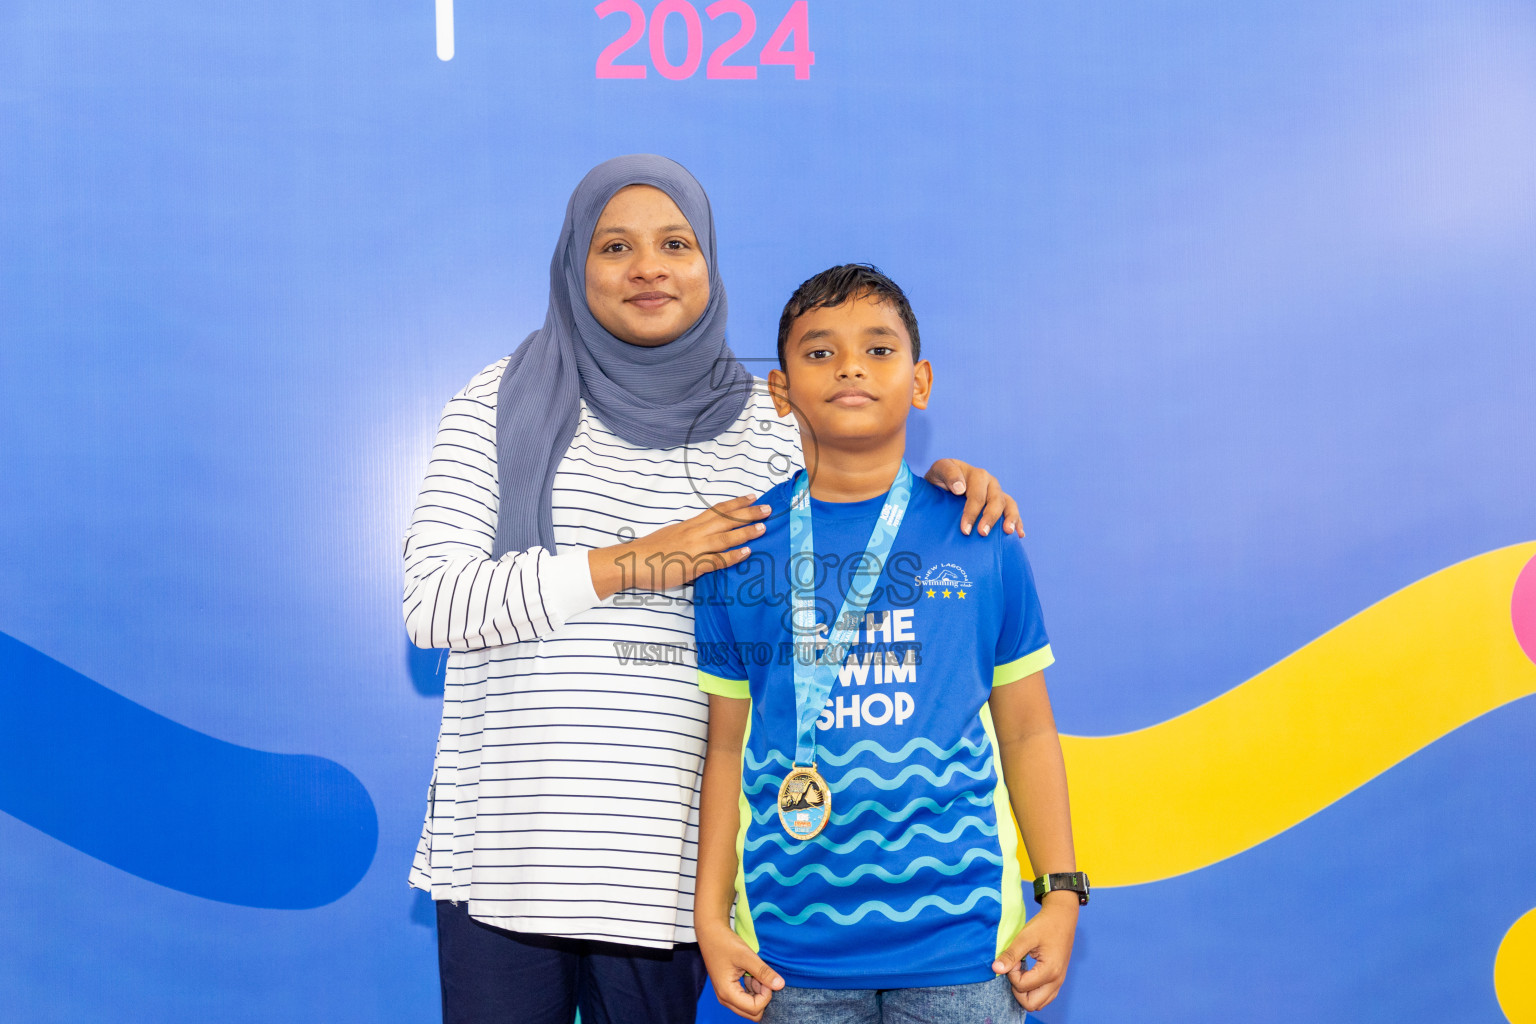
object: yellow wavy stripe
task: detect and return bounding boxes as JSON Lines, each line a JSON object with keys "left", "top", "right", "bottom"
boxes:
{"left": 1059, "top": 541, "right": 1536, "bottom": 888}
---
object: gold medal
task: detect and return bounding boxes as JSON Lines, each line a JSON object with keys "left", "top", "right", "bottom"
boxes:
{"left": 777, "top": 764, "right": 831, "bottom": 840}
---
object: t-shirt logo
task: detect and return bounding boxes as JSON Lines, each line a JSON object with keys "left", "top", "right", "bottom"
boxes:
{"left": 917, "top": 562, "right": 973, "bottom": 600}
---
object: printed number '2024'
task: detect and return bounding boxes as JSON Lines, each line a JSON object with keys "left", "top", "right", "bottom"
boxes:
{"left": 596, "top": 0, "right": 813, "bottom": 80}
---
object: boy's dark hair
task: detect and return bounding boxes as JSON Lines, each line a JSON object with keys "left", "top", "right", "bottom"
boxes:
{"left": 776, "top": 264, "right": 921, "bottom": 371}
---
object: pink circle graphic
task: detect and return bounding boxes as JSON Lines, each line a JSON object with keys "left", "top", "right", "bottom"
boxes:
{"left": 1514, "top": 553, "right": 1536, "bottom": 667}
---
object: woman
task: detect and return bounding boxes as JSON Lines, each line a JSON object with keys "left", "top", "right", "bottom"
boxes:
{"left": 403, "top": 154, "right": 1022, "bottom": 1024}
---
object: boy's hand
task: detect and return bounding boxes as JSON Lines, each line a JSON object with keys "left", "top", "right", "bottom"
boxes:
{"left": 697, "top": 922, "right": 785, "bottom": 1021}
{"left": 922, "top": 459, "right": 1024, "bottom": 537}
{"left": 991, "top": 893, "right": 1078, "bottom": 1012}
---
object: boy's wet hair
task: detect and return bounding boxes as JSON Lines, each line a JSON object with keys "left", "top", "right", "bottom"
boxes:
{"left": 776, "top": 263, "right": 921, "bottom": 371}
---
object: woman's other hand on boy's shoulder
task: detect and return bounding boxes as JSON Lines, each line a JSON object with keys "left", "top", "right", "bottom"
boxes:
{"left": 697, "top": 919, "right": 785, "bottom": 1021}
{"left": 923, "top": 459, "right": 1024, "bottom": 538}
{"left": 991, "top": 891, "right": 1079, "bottom": 1012}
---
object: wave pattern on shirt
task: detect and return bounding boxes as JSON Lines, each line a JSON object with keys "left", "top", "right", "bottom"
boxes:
{"left": 752, "top": 887, "right": 1004, "bottom": 926}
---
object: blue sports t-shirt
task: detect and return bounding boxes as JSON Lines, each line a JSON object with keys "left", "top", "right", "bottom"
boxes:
{"left": 694, "top": 471, "right": 1053, "bottom": 989}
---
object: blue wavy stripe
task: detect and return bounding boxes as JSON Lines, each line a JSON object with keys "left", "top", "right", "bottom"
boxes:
{"left": 745, "top": 749, "right": 792, "bottom": 772}
{"left": 749, "top": 791, "right": 993, "bottom": 826}
{"left": 832, "top": 760, "right": 993, "bottom": 791}
{"left": 743, "top": 759, "right": 993, "bottom": 798}
{"left": 832, "top": 791, "right": 993, "bottom": 824}
{"left": 0, "top": 631, "right": 377, "bottom": 909}
{"left": 744, "top": 735, "right": 989, "bottom": 772}
{"left": 743, "top": 773, "right": 786, "bottom": 796}
{"left": 745, "top": 817, "right": 998, "bottom": 855}
{"left": 752, "top": 886, "right": 1002, "bottom": 925}
{"left": 745, "top": 847, "right": 1003, "bottom": 887}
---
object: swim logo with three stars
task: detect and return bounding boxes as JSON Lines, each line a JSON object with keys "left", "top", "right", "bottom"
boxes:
{"left": 916, "top": 562, "right": 974, "bottom": 601}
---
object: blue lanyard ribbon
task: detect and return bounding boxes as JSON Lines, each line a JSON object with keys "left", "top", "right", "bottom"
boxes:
{"left": 787, "top": 463, "right": 914, "bottom": 767}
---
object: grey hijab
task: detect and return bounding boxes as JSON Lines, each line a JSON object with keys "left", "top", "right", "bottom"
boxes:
{"left": 491, "top": 154, "right": 751, "bottom": 558}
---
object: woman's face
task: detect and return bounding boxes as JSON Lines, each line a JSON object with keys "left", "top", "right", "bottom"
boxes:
{"left": 584, "top": 185, "right": 710, "bottom": 347}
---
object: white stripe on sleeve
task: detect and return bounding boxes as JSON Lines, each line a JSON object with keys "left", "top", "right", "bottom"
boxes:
{"left": 402, "top": 358, "right": 601, "bottom": 651}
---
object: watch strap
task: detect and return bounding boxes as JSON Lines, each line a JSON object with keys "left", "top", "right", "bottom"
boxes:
{"left": 1032, "top": 871, "right": 1090, "bottom": 905}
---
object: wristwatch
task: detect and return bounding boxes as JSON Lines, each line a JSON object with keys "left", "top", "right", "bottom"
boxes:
{"left": 1032, "top": 871, "right": 1090, "bottom": 905}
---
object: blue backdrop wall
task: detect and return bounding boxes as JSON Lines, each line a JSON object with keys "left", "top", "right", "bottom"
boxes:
{"left": 4, "top": 2, "right": 1536, "bottom": 1021}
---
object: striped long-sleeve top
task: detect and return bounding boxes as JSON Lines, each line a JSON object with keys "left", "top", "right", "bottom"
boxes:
{"left": 404, "top": 356, "right": 802, "bottom": 947}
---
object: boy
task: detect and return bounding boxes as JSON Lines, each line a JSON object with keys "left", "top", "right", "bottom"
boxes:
{"left": 692, "top": 265, "right": 1084, "bottom": 1023}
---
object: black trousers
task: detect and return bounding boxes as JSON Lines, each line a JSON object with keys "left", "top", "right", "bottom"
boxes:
{"left": 436, "top": 901, "right": 709, "bottom": 1024}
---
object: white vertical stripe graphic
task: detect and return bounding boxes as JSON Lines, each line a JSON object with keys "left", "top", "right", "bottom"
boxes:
{"left": 436, "top": 0, "right": 455, "bottom": 61}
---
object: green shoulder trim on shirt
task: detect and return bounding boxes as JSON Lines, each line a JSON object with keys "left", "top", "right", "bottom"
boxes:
{"left": 699, "top": 671, "right": 750, "bottom": 699}
{"left": 992, "top": 644, "right": 1055, "bottom": 688}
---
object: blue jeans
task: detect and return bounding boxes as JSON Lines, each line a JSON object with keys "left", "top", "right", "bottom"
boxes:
{"left": 760, "top": 976, "right": 1028, "bottom": 1024}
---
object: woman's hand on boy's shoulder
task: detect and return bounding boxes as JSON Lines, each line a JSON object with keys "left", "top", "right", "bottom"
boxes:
{"left": 991, "top": 892, "right": 1079, "bottom": 1012}
{"left": 922, "top": 459, "right": 1025, "bottom": 538}
{"left": 697, "top": 920, "right": 785, "bottom": 1021}
{"left": 588, "top": 495, "right": 771, "bottom": 600}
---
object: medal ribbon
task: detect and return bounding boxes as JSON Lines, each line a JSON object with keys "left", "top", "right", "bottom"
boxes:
{"left": 787, "top": 463, "right": 914, "bottom": 767}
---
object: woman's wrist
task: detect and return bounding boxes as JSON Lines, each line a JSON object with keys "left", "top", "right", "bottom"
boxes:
{"left": 587, "top": 544, "right": 630, "bottom": 600}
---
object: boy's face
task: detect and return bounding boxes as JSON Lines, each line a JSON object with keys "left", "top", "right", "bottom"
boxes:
{"left": 768, "top": 292, "right": 932, "bottom": 450}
